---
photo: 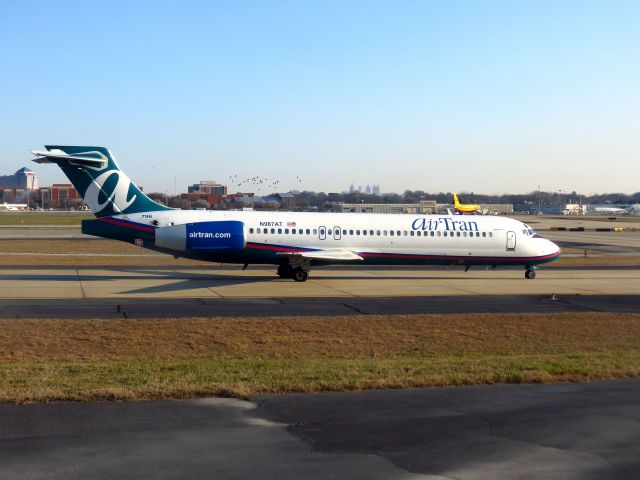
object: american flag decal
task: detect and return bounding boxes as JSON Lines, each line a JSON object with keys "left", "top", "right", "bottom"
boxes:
{"left": 287, "top": 221, "right": 296, "bottom": 227}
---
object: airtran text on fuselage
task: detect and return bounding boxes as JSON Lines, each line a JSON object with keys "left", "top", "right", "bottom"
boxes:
{"left": 412, "top": 217, "right": 479, "bottom": 232}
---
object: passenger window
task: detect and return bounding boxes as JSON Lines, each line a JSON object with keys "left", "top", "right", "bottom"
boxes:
{"left": 457, "top": 232, "right": 461, "bottom": 237}
{"left": 431, "top": 231, "right": 435, "bottom": 237}
{"left": 417, "top": 231, "right": 421, "bottom": 236}
{"left": 403, "top": 231, "right": 407, "bottom": 236}
{"left": 306, "top": 229, "right": 311, "bottom": 234}
{"left": 437, "top": 231, "right": 441, "bottom": 237}
{"left": 390, "top": 231, "right": 394, "bottom": 236}
{"left": 271, "top": 228, "right": 275, "bottom": 234}
{"left": 376, "top": 230, "right": 381, "bottom": 236}
{"left": 278, "top": 228, "right": 282, "bottom": 234}
{"left": 463, "top": 232, "right": 467, "bottom": 237}
{"left": 410, "top": 231, "right": 415, "bottom": 236}
{"left": 285, "top": 229, "right": 289, "bottom": 234}
{"left": 397, "top": 230, "right": 401, "bottom": 236}
{"left": 257, "top": 228, "right": 261, "bottom": 234}
{"left": 350, "top": 229, "right": 354, "bottom": 235}
{"left": 489, "top": 232, "right": 493, "bottom": 237}
{"left": 362, "top": 230, "right": 367, "bottom": 236}
{"left": 443, "top": 232, "right": 447, "bottom": 237}
{"left": 292, "top": 228, "right": 296, "bottom": 234}
{"left": 249, "top": 228, "right": 254, "bottom": 234}
{"left": 356, "top": 230, "right": 361, "bottom": 235}
{"left": 313, "top": 229, "right": 317, "bottom": 235}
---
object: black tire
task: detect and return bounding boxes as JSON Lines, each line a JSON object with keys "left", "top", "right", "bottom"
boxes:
{"left": 292, "top": 268, "right": 309, "bottom": 282}
{"left": 277, "top": 265, "right": 290, "bottom": 278}
{"left": 525, "top": 269, "right": 536, "bottom": 279}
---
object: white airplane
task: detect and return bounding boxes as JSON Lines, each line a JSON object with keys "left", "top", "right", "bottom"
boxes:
{"left": 589, "top": 204, "right": 632, "bottom": 214}
{"left": 32, "top": 145, "right": 560, "bottom": 281}
{"left": 0, "top": 203, "right": 28, "bottom": 211}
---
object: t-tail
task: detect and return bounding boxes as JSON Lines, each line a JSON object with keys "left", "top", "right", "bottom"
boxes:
{"left": 453, "top": 193, "right": 461, "bottom": 207}
{"left": 31, "top": 145, "right": 170, "bottom": 217}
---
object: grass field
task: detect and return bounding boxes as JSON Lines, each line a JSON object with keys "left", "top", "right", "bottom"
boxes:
{"left": 1, "top": 313, "right": 639, "bottom": 403}
{"left": 0, "top": 212, "right": 90, "bottom": 225}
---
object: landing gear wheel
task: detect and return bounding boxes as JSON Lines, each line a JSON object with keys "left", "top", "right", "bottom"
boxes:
{"left": 292, "top": 267, "right": 309, "bottom": 282}
{"left": 277, "top": 265, "right": 292, "bottom": 278}
{"left": 525, "top": 269, "right": 536, "bottom": 280}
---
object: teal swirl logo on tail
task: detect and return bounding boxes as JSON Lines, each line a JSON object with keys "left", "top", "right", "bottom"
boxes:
{"left": 32, "top": 145, "right": 170, "bottom": 217}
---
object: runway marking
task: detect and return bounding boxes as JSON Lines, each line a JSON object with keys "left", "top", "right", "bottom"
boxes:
{"left": 76, "top": 269, "right": 87, "bottom": 299}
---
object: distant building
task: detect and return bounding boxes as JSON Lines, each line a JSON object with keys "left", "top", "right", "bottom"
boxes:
{"left": 0, "top": 167, "right": 39, "bottom": 189}
{"left": 39, "top": 184, "right": 79, "bottom": 209}
{"left": 365, "top": 184, "right": 371, "bottom": 194}
{"left": 563, "top": 203, "right": 587, "bottom": 215}
{"left": 372, "top": 184, "right": 381, "bottom": 195}
{"left": 341, "top": 200, "right": 438, "bottom": 214}
{"left": 188, "top": 180, "right": 227, "bottom": 196}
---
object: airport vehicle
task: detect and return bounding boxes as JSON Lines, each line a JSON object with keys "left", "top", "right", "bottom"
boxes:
{"left": 32, "top": 145, "right": 560, "bottom": 281}
{"left": 453, "top": 193, "right": 482, "bottom": 214}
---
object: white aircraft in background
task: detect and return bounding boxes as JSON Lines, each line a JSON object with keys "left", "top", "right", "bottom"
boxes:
{"left": 0, "top": 203, "right": 28, "bottom": 211}
{"left": 589, "top": 204, "right": 633, "bottom": 214}
{"left": 32, "top": 145, "right": 560, "bottom": 281}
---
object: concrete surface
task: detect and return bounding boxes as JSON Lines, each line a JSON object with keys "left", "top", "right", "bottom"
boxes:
{"left": 0, "top": 266, "right": 637, "bottom": 300}
{"left": 1, "top": 379, "right": 638, "bottom": 479}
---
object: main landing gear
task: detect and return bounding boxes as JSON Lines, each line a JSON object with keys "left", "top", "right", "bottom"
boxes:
{"left": 525, "top": 266, "right": 537, "bottom": 279}
{"left": 277, "top": 265, "right": 309, "bottom": 282}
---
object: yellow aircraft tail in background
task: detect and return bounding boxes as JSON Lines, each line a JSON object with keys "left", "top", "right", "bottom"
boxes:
{"left": 453, "top": 193, "right": 482, "bottom": 214}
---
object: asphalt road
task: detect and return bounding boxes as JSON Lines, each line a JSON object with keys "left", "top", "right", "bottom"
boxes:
{"left": 1, "top": 379, "right": 638, "bottom": 479}
{"left": 1, "top": 293, "right": 639, "bottom": 318}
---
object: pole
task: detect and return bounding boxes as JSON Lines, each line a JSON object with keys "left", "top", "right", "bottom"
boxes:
{"left": 537, "top": 185, "right": 541, "bottom": 214}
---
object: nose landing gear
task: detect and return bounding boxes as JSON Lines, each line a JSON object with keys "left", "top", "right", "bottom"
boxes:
{"left": 525, "top": 266, "right": 537, "bottom": 279}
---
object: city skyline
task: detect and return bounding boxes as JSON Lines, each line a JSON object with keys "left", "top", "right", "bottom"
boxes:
{"left": 1, "top": 1, "right": 639, "bottom": 194}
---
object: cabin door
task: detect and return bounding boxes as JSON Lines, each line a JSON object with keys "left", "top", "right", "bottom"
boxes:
{"left": 318, "top": 226, "right": 326, "bottom": 240}
{"left": 333, "top": 226, "right": 342, "bottom": 240}
{"left": 506, "top": 231, "right": 516, "bottom": 251}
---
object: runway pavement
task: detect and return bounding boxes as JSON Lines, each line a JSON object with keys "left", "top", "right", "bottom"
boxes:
{"left": 0, "top": 265, "right": 637, "bottom": 299}
{"left": 0, "top": 265, "right": 637, "bottom": 316}
{"left": 1, "top": 379, "right": 638, "bottom": 479}
{"left": 0, "top": 225, "right": 87, "bottom": 239}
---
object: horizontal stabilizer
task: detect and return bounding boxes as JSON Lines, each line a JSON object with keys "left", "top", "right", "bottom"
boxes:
{"left": 278, "top": 250, "right": 363, "bottom": 261}
{"left": 31, "top": 149, "right": 108, "bottom": 167}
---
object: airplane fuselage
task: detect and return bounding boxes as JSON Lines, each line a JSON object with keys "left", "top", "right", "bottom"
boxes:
{"left": 85, "top": 209, "right": 560, "bottom": 268}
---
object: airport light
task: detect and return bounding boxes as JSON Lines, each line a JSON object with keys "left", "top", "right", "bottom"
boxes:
{"left": 538, "top": 185, "right": 541, "bottom": 214}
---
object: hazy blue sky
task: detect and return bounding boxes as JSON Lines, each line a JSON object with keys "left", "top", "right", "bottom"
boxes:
{"left": 1, "top": 0, "right": 638, "bottom": 194}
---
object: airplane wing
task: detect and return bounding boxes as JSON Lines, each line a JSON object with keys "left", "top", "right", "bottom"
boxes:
{"left": 278, "top": 250, "right": 363, "bottom": 261}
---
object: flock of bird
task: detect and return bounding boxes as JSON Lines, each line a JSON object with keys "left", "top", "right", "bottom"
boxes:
{"left": 228, "top": 174, "right": 303, "bottom": 192}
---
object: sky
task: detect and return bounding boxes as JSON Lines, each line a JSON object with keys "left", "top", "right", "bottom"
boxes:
{"left": 1, "top": 0, "right": 639, "bottom": 195}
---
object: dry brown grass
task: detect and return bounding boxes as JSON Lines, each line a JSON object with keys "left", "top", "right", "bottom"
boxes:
{"left": 0, "top": 239, "right": 207, "bottom": 266}
{"left": 2, "top": 313, "right": 639, "bottom": 362}
{"left": 1, "top": 313, "right": 639, "bottom": 403}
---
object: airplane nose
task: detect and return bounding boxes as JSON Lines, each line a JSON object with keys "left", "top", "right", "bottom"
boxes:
{"left": 544, "top": 239, "right": 561, "bottom": 257}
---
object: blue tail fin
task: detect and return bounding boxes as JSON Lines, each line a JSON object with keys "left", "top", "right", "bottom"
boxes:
{"left": 32, "top": 145, "right": 170, "bottom": 217}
